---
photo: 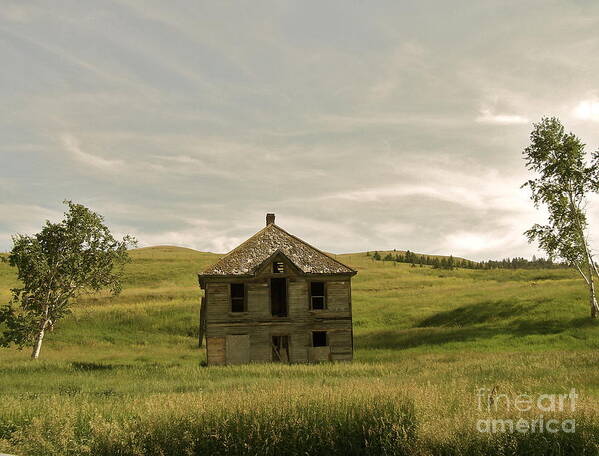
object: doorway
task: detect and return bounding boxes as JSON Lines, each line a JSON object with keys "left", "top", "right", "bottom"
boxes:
{"left": 270, "top": 278, "right": 287, "bottom": 316}
{"left": 225, "top": 334, "right": 250, "bottom": 365}
{"left": 272, "top": 335, "right": 290, "bottom": 362}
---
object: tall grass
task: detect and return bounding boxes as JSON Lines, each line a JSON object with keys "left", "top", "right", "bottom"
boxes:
{"left": 1, "top": 386, "right": 597, "bottom": 456}
{"left": 1, "top": 388, "right": 417, "bottom": 456}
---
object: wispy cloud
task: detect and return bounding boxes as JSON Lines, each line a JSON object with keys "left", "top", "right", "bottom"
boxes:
{"left": 475, "top": 109, "right": 529, "bottom": 125}
{"left": 322, "top": 163, "right": 529, "bottom": 213}
{"left": 60, "top": 134, "right": 123, "bottom": 170}
{"left": 151, "top": 155, "right": 234, "bottom": 178}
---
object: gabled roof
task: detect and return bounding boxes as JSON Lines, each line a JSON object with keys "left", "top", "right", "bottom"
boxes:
{"left": 199, "top": 224, "right": 356, "bottom": 277}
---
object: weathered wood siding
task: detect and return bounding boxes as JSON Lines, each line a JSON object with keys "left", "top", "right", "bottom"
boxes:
{"left": 206, "top": 336, "right": 225, "bottom": 365}
{"left": 202, "top": 253, "right": 353, "bottom": 365}
{"left": 226, "top": 334, "right": 250, "bottom": 365}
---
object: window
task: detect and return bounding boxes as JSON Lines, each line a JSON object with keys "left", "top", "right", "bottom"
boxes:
{"left": 312, "top": 331, "right": 328, "bottom": 347}
{"left": 230, "top": 283, "right": 245, "bottom": 312}
{"left": 310, "top": 281, "right": 326, "bottom": 310}
{"left": 273, "top": 261, "right": 285, "bottom": 273}
{"left": 272, "top": 335, "right": 289, "bottom": 362}
{"left": 270, "top": 278, "right": 287, "bottom": 316}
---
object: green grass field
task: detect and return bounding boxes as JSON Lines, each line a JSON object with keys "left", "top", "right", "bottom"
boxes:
{"left": 1, "top": 246, "right": 598, "bottom": 455}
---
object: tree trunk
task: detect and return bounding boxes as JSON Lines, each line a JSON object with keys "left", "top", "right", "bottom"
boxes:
{"left": 568, "top": 191, "right": 599, "bottom": 318}
{"left": 589, "top": 265, "right": 599, "bottom": 319}
{"left": 198, "top": 296, "right": 207, "bottom": 348}
{"left": 589, "top": 268, "right": 599, "bottom": 318}
{"left": 590, "top": 289, "right": 599, "bottom": 319}
{"left": 31, "top": 320, "right": 48, "bottom": 359}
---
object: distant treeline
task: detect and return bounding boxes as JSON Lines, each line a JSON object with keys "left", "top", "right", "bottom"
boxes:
{"left": 367, "top": 250, "right": 567, "bottom": 270}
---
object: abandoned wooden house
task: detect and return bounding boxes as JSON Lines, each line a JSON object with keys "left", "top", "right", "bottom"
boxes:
{"left": 198, "top": 213, "right": 356, "bottom": 365}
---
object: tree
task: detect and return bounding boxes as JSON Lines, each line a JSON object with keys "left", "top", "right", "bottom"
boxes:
{"left": 523, "top": 117, "right": 599, "bottom": 318}
{"left": 0, "top": 201, "right": 136, "bottom": 358}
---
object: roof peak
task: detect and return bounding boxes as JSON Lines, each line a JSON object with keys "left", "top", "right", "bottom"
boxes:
{"left": 200, "top": 222, "right": 355, "bottom": 277}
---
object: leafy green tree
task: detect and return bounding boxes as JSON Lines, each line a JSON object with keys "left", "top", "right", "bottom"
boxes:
{"left": 523, "top": 117, "right": 599, "bottom": 318}
{"left": 0, "top": 201, "right": 136, "bottom": 358}
{"left": 372, "top": 251, "right": 381, "bottom": 261}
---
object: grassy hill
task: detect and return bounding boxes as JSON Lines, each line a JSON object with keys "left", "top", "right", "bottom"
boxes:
{"left": 356, "top": 249, "right": 474, "bottom": 263}
{"left": 1, "top": 246, "right": 598, "bottom": 455}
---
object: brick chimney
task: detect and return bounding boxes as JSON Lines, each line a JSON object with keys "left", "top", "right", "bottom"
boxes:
{"left": 266, "top": 213, "right": 275, "bottom": 226}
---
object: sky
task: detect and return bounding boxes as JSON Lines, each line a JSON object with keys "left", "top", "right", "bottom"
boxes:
{"left": 2, "top": 0, "right": 599, "bottom": 260}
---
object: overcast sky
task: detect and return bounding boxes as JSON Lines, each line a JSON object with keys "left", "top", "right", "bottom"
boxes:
{"left": 2, "top": 1, "right": 599, "bottom": 260}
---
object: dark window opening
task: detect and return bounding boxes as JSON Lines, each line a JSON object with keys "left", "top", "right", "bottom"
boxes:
{"left": 270, "top": 278, "right": 287, "bottom": 316}
{"left": 310, "top": 281, "right": 326, "bottom": 310}
{"left": 273, "top": 261, "right": 285, "bottom": 273}
{"left": 272, "top": 335, "right": 289, "bottom": 362}
{"left": 231, "top": 283, "right": 245, "bottom": 312}
{"left": 312, "top": 331, "right": 328, "bottom": 347}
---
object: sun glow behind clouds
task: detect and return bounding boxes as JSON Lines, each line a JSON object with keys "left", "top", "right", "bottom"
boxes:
{"left": 574, "top": 100, "right": 599, "bottom": 121}
{"left": 445, "top": 232, "right": 491, "bottom": 253}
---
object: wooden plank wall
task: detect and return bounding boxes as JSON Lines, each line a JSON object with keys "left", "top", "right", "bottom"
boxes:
{"left": 203, "top": 257, "right": 354, "bottom": 365}
{"left": 225, "top": 334, "right": 250, "bottom": 364}
{"left": 206, "top": 336, "right": 225, "bottom": 365}
{"left": 327, "top": 281, "right": 350, "bottom": 312}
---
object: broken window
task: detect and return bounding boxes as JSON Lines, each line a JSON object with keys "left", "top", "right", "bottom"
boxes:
{"left": 271, "top": 335, "right": 289, "bottom": 362}
{"left": 272, "top": 261, "right": 285, "bottom": 274}
{"left": 230, "top": 283, "right": 245, "bottom": 312}
{"left": 310, "top": 281, "right": 326, "bottom": 310}
{"left": 270, "top": 278, "right": 287, "bottom": 316}
{"left": 312, "top": 331, "right": 328, "bottom": 347}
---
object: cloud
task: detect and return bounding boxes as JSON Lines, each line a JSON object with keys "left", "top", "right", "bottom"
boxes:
{"left": 573, "top": 100, "right": 599, "bottom": 122}
{"left": 151, "top": 155, "right": 234, "bottom": 178}
{"left": 319, "top": 113, "right": 466, "bottom": 129}
{"left": 328, "top": 183, "right": 481, "bottom": 208}
{"left": 442, "top": 229, "right": 526, "bottom": 259}
{"left": 60, "top": 134, "right": 123, "bottom": 170}
{"left": 475, "top": 109, "right": 529, "bottom": 125}
{"left": 0, "top": 4, "right": 40, "bottom": 23}
{"left": 3, "top": 1, "right": 599, "bottom": 261}
{"left": 444, "top": 231, "right": 500, "bottom": 254}
{"left": 135, "top": 229, "right": 243, "bottom": 253}
{"left": 322, "top": 161, "right": 530, "bottom": 213}
{"left": 126, "top": 219, "right": 249, "bottom": 254}
{"left": 0, "top": 204, "right": 63, "bottom": 245}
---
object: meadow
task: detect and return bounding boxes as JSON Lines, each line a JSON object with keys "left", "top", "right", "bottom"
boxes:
{"left": 1, "top": 246, "right": 598, "bottom": 455}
